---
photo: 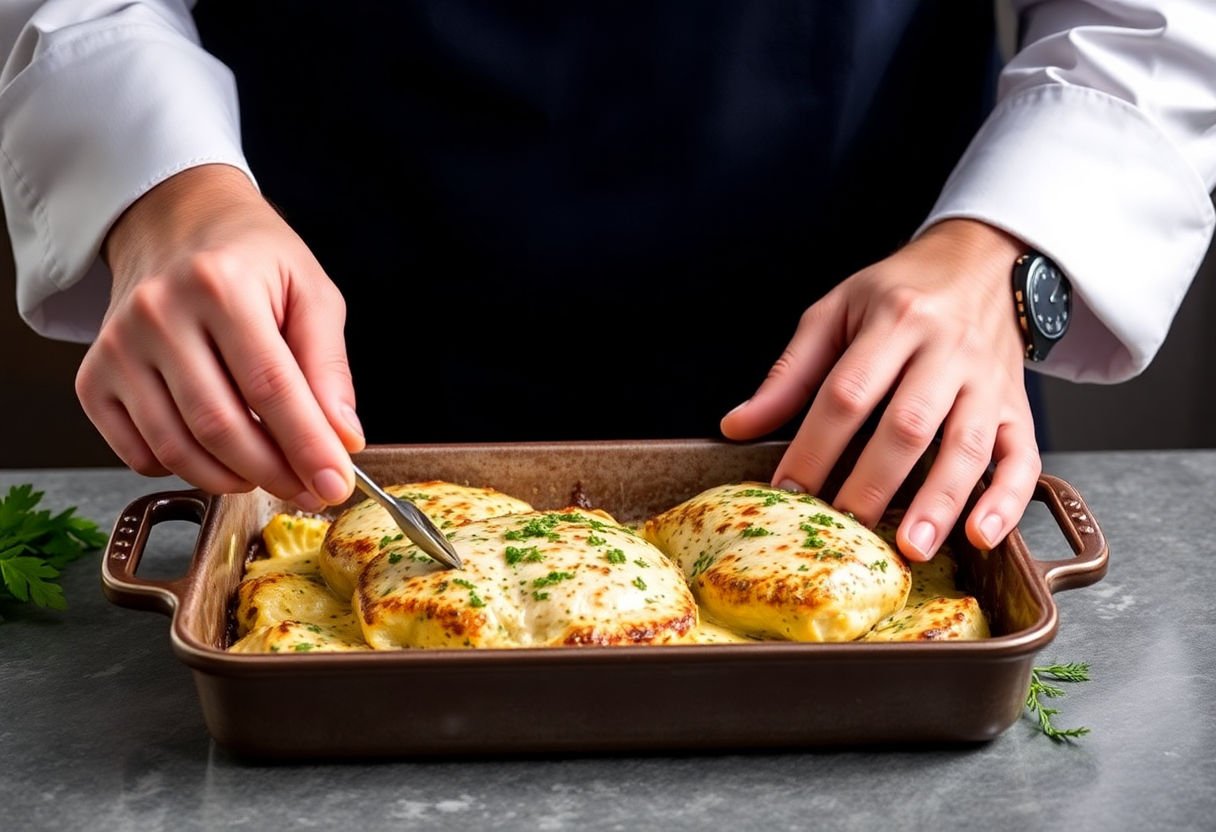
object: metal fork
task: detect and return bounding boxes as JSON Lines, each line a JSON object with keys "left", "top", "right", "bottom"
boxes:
{"left": 351, "top": 463, "right": 463, "bottom": 570}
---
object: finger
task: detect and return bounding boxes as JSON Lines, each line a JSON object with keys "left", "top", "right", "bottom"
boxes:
{"left": 964, "top": 415, "right": 1041, "bottom": 551}
{"left": 209, "top": 305, "right": 353, "bottom": 504}
{"left": 123, "top": 370, "right": 254, "bottom": 494}
{"left": 833, "top": 348, "right": 966, "bottom": 527}
{"left": 79, "top": 394, "right": 170, "bottom": 478}
{"left": 281, "top": 279, "right": 364, "bottom": 453}
{"left": 771, "top": 323, "right": 919, "bottom": 497}
{"left": 156, "top": 331, "right": 321, "bottom": 508}
{"left": 720, "top": 296, "right": 844, "bottom": 440}
{"left": 896, "top": 388, "right": 999, "bottom": 561}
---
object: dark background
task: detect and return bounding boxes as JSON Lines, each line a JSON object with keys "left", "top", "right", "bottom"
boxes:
{"left": 2, "top": 205, "right": 1214, "bottom": 469}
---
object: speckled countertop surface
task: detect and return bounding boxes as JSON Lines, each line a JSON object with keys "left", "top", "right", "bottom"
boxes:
{"left": 2, "top": 451, "right": 1214, "bottom": 831}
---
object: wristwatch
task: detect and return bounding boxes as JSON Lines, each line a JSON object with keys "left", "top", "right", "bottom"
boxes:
{"left": 1012, "top": 251, "right": 1071, "bottom": 362}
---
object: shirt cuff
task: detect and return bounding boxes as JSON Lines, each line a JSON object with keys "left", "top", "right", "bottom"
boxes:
{"left": 917, "top": 83, "right": 1215, "bottom": 384}
{"left": 0, "top": 21, "right": 254, "bottom": 343}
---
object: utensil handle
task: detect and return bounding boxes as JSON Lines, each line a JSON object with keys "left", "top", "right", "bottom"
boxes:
{"left": 1029, "top": 474, "right": 1109, "bottom": 593}
{"left": 100, "top": 490, "right": 210, "bottom": 616}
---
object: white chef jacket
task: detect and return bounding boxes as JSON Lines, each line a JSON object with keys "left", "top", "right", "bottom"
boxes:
{"left": 1, "top": 0, "right": 1214, "bottom": 384}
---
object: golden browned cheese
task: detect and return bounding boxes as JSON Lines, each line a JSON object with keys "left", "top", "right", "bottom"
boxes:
{"left": 864, "top": 510, "right": 990, "bottom": 641}
{"left": 320, "top": 481, "right": 534, "bottom": 601}
{"left": 643, "top": 483, "right": 911, "bottom": 642}
{"left": 862, "top": 545, "right": 990, "bottom": 641}
{"left": 229, "top": 620, "right": 369, "bottom": 653}
{"left": 356, "top": 509, "right": 697, "bottom": 649}
{"left": 235, "top": 571, "right": 363, "bottom": 640}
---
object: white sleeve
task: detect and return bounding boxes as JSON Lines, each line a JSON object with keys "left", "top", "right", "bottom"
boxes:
{"left": 0, "top": 0, "right": 254, "bottom": 343}
{"left": 919, "top": 0, "right": 1216, "bottom": 383}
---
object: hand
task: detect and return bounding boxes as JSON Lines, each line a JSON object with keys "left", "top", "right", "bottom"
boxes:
{"left": 76, "top": 164, "right": 365, "bottom": 509}
{"left": 721, "top": 219, "right": 1041, "bottom": 560}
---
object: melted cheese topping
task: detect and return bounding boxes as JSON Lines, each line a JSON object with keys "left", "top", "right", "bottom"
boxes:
{"left": 321, "top": 481, "right": 533, "bottom": 600}
{"left": 356, "top": 509, "right": 697, "bottom": 648}
{"left": 644, "top": 483, "right": 911, "bottom": 642}
{"left": 229, "top": 483, "right": 990, "bottom": 654}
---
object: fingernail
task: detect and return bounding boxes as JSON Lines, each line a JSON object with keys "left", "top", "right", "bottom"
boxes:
{"left": 313, "top": 468, "right": 349, "bottom": 503}
{"left": 979, "top": 513, "right": 1004, "bottom": 547}
{"left": 723, "top": 400, "right": 750, "bottom": 419}
{"left": 908, "top": 521, "right": 937, "bottom": 558}
{"left": 292, "top": 491, "right": 325, "bottom": 513}
{"left": 776, "top": 478, "right": 805, "bottom": 494}
{"left": 342, "top": 405, "right": 364, "bottom": 438}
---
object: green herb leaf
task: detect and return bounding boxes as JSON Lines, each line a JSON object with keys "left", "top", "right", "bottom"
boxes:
{"left": 0, "top": 485, "right": 106, "bottom": 615}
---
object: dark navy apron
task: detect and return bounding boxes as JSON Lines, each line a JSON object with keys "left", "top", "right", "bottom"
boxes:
{"left": 194, "top": 2, "right": 999, "bottom": 443}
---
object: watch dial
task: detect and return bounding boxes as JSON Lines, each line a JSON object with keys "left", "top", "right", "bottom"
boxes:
{"left": 1026, "top": 260, "right": 1069, "bottom": 340}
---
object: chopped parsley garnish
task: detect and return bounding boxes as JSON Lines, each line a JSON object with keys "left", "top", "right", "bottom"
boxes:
{"left": 604, "top": 548, "right": 626, "bottom": 564}
{"left": 797, "top": 495, "right": 822, "bottom": 505}
{"left": 408, "top": 551, "right": 433, "bottom": 563}
{"left": 741, "top": 526, "right": 771, "bottom": 538}
{"left": 587, "top": 534, "right": 607, "bottom": 547}
{"left": 799, "top": 522, "right": 827, "bottom": 549}
{"left": 532, "top": 590, "right": 550, "bottom": 601}
{"left": 797, "top": 564, "right": 810, "bottom": 572}
{"left": 762, "top": 493, "right": 787, "bottom": 507}
{"left": 505, "top": 545, "right": 544, "bottom": 565}
{"left": 505, "top": 515, "right": 563, "bottom": 541}
{"left": 632, "top": 576, "right": 647, "bottom": 591}
{"left": 733, "top": 488, "right": 773, "bottom": 498}
{"left": 452, "top": 577, "right": 477, "bottom": 589}
{"left": 379, "top": 533, "right": 405, "bottom": 547}
{"left": 468, "top": 591, "right": 485, "bottom": 608}
{"left": 293, "top": 643, "right": 314, "bottom": 652}
{"left": 806, "top": 513, "right": 845, "bottom": 529}
{"left": 532, "top": 571, "right": 575, "bottom": 589}
{"left": 397, "top": 491, "right": 433, "bottom": 503}
{"left": 387, "top": 552, "right": 403, "bottom": 564}
{"left": 691, "top": 551, "right": 715, "bottom": 576}
{"left": 633, "top": 558, "right": 651, "bottom": 568}
{"left": 869, "top": 560, "right": 889, "bottom": 572}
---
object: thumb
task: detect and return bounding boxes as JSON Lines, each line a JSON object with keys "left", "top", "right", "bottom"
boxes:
{"left": 283, "top": 278, "right": 365, "bottom": 453}
{"left": 720, "top": 295, "right": 843, "bottom": 440}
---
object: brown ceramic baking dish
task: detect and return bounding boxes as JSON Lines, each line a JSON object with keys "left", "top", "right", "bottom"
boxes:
{"left": 101, "top": 440, "right": 1107, "bottom": 758}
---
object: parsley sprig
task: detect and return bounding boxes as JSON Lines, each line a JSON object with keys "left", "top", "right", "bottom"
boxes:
{"left": 1026, "top": 662, "right": 1092, "bottom": 742}
{"left": 0, "top": 485, "right": 107, "bottom": 615}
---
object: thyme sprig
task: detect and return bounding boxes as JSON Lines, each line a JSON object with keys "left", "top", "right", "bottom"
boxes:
{"left": 1026, "top": 662, "right": 1092, "bottom": 742}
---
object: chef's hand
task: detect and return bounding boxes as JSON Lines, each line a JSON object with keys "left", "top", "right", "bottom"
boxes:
{"left": 76, "top": 164, "right": 364, "bottom": 510}
{"left": 721, "top": 218, "right": 1041, "bottom": 560}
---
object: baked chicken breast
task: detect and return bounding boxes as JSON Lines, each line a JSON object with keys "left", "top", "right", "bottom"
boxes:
{"left": 320, "top": 480, "right": 533, "bottom": 600}
{"left": 356, "top": 509, "right": 697, "bottom": 649}
{"left": 643, "top": 483, "right": 910, "bottom": 642}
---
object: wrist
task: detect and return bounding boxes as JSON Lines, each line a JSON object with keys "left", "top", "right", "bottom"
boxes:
{"left": 103, "top": 163, "right": 260, "bottom": 277}
{"left": 912, "top": 218, "right": 1024, "bottom": 266}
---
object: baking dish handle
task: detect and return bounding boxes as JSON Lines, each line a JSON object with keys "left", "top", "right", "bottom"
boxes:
{"left": 100, "top": 490, "right": 209, "bottom": 616}
{"left": 1029, "top": 474, "right": 1109, "bottom": 593}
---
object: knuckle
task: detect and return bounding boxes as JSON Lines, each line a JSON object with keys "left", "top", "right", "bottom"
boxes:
{"left": 149, "top": 434, "right": 191, "bottom": 473}
{"left": 187, "top": 403, "right": 242, "bottom": 450}
{"left": 766, "top": 351, "right": 799, "bottom": 382}
{"left": 887, "top": 288, "right": 939, "bottom": 329}
{"left": 888, "top": 404, "right": 936, "bottom": 450}
{"left": 948, "top": 423, "right": 993, "bottom": 468}
{"left": 243, "top": 359, "right": 298, "bottom": 410}
{"left": 850, "top": 479, "right": 893, "bottom": 516}
{"left": 128, "top": 454, "right": 167, "bottom": 477}
{"left": 187, "top": 250, "right": 241, "bottom": 291}
{"left": 127, "top": 282, "right": 167, "bottom": 325}
{"left": 821, "top": 368, "right": 870, "bottom": 419}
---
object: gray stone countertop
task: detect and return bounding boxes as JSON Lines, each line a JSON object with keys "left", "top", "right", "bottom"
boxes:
{"left": 2, "top": 451, "right": 1214, "bottom": 831}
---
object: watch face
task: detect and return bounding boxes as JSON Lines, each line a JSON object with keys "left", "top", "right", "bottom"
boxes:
{"left": 1025, "top": 259, "right": 1069, "bottom": 340}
